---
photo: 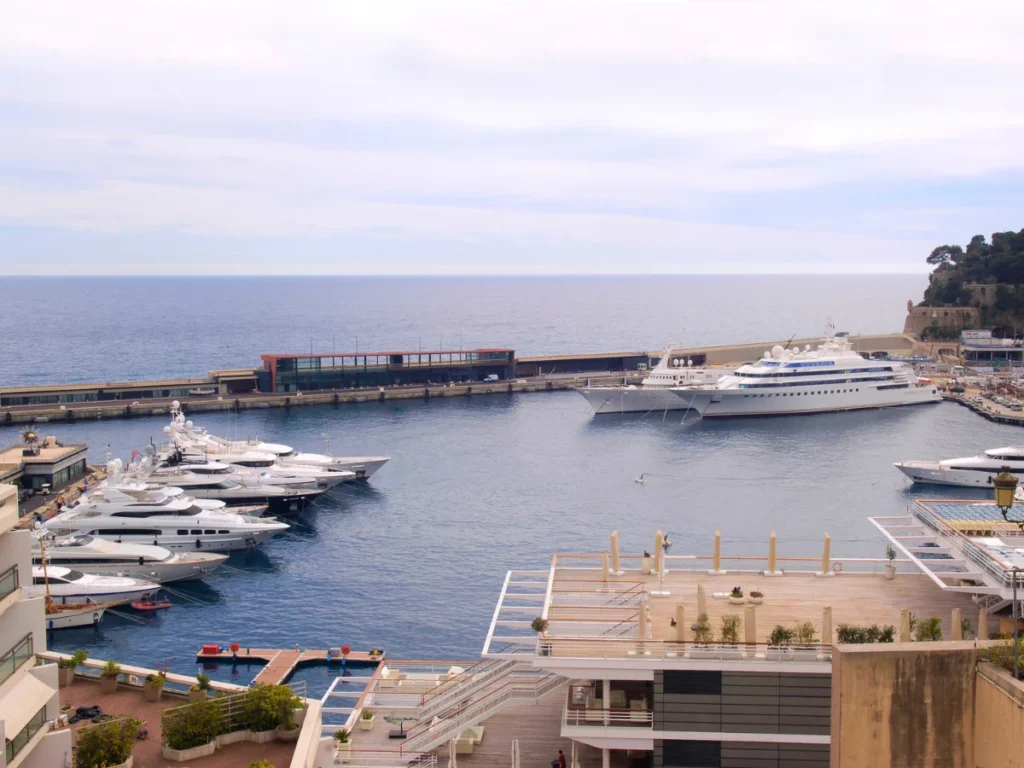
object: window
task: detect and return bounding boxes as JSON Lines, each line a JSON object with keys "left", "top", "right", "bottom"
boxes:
{"left": 190, "top": 529, "right": 202, "bottom": 535}
{"left": 0, "top": 633, "right": 33, "bottom": 687}
{"left": 5, "top": 706, "right": 47, "bottom": 763}
{"left": 218, "top": 530, "right": 230, "bottom": 534}
{"left": 204, "top": 529, "right": 216, "bottom": 535}
{"left": 0, "top": 565, "right": 19, "bottom": 602}
{"left": 177, "top": 529, "right": 188, "bottom": 535}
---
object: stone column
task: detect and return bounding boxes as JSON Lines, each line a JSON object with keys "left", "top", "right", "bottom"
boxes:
{"left": 603, "top": 679, "right": 610, "bottom": 726}
{"left": 744, "top": 605, "right": 756, "bottom": 646}
{"left": 899, "top": 608, "right": 912, "bottom": 642}
{"left": 978, "top": 609, "right": 989, "bottom": 640}
{"left": 602, "top": 748, "right": 610, "bottom": 768}
{"left": 610, "top": 531, "right": 623, "bottom": 575}
{"left": 654, "top": 530, "right": 664, "bottom": 576}
{"left": 675, "top": 604, "right": 687, "bottom": 643}
{"left": 822, "top": 606, "right": 833, "bottom": 645}
{"left": 765, "top": 531, "right": 781, "bottom": 576}
{"left": 952, "top": 608, "right": 962, "bottom": 640}
{"left": 817, "top": 533, "right": 833, "bottom": 577}
{"left": 710, "top": 530, "right": 725, "bottom": 574}
{"left": 602, "top": 550, "right": 609, "bottom": 586}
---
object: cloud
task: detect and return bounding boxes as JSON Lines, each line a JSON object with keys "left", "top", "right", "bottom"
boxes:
{"left": 0, "top": 0, "right": 1022, "bottom": 274}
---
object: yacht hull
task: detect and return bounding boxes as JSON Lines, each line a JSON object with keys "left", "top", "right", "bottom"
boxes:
{"left": 28, "top": 585, "right": 157, "bottom": 606}
{"left": 578, "top": 387, "right": 709, "bottom": 415}
{"left": 677, "top": 385, "right": 941, "bottom": 418}
{"left": 894, "top": 462, "right": 1000, "bottom": 487}
{"left": 34, "top": 553, "right": 228, "bottom": 583}
{"left": 46, "top": 606, "right": 106, "bottom": 630}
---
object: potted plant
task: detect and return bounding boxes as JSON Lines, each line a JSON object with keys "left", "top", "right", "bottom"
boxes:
{"left": 58, "top": 650, "right": 88, "bottom": 687}
{"left": 334, "top": 728, "right": 351, "bottom": 762}
{"left": 530, "top": 617, "right": 549, "bottom": 633}
{"left": 190, "top": 672, "right": 211, "bottom": 703}
{"left": 768, "top": 625, "right": 793, "bottom": 647}
{"left": 250, "top": 761, "right": 278, "bottom": 768}
{"left": 143, "top": 671, "right": 167, "bottom": 702}
{"left": 720, "top": 615, "right": 741, "bottom": 644}
{"left": 274, "top": 688, "right": 305, "bottom": 742}
{"left": 884, "top": 543, "right": 897, "bottom": 580}
{"left": 692, "top": 613, "right": 713, "bottom": 644}
{"left": 795, "top": 621, "right": 817, "bottom": 647}
{"left": 100, "top": 660, "right": 122, "bottom": 694}
{"left": 914, "top": 616, "right": 943, "bottom": 642}
{"left": 728, "top": 586, "right": 744, "bottom": 605}
{"left": 748, "top": 590, "right": 764, "bottom": 605}
{"left": 359, "top": 707, "right": 375, "bottom": 731}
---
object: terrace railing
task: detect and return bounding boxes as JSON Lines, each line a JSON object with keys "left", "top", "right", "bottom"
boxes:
{"left": 538, "top": 637, "right": 832, "bottom": 663}
{"left": 563, "top": 706, "right": 654, "bottom": 728}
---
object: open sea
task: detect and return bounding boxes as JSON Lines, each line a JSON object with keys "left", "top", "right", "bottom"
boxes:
{"left": 2, "top": 274, "right": 1010, "bottom": 698}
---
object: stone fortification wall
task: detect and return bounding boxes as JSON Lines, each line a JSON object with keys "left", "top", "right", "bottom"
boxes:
{"left": 903, "top": 301, "right": 979, "bottom": 337}
{"left": 974, "top": 662, "right": 1024, "bottom": 768}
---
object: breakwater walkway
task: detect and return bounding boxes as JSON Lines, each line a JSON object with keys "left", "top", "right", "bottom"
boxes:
{"left": 2, "top": 373, "right": 637, "bottom": 425}
{"left": 943, "top": 392, "right": 1024, "bottom": 427}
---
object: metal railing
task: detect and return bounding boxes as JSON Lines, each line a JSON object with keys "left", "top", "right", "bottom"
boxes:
{"left": 0, "top": 563, "right": 20, "bottom": 602}
{"left": 563, "top": 706, "right": 654, "bottom": 728}
{"left": 538, "top": 637, "right": 832, "bottom": 662}
{"left": 333, "top": 750, "right": 436, "bottom": 767}
{"left": 5, "top": 705, "right": 46, "bottom": 763}
{"left": 0, "top": 633, "right": 33, "bottom": 687}
{"left": 913, "top": 505, "right": 1024, "bottom": 588}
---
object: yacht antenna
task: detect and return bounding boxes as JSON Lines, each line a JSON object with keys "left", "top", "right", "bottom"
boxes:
{"left": 782, "top": 333, "right": 796, "bottom": 351}
{"left": 39, "top": 535, "right": 52, "bottom": 605}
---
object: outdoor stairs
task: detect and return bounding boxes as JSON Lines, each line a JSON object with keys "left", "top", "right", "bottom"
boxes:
{"left": 402, "top": 666, "right": 565, "bottom": 753}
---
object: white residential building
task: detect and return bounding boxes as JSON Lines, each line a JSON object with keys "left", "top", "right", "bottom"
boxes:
{"left": 0, "top": 484, "right": 70, "bottom": 768}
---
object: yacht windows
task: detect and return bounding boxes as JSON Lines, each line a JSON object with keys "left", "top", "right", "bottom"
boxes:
{"left": 177, "top": 530, "right": 188, "bottom": 535}
{"left": 94, "top": 528, "right": 161, "bottom": 536}
{"left": 204, "top": 529, "right": 216, "bottom": 534}
{"left": 218, "top": 530, "right": 230, "bottom": 534}
{"left": 190, "top": 529, "right": 202, "bottom": 535}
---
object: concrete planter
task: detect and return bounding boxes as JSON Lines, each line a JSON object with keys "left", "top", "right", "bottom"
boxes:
{"left": 276, "top": 725, "right": 301, "bottom": 742}
{"left": 885, "top": 564, "right": 896, "bottom": 580}
{"left": 58, "top": 666, "right": 75, "bottom": 687}
{"left": 143, "top": 684, "right": 163, "bottom": 702}
{"left": 100, "top": 676, "right": 119, "bottom": 694}
{"left": 335, "top": 742, "right": 351, "bottom": 763}
{"left": 294, "top": 707, "right": 307, "bottom": 726}
{"left": 188, "top": 689, "right": 207, "bottom": 703}
{"left": 641, "top": 556, "right": 652, "bottom": 575}
{"left": 251, "top": 729, "right": 277, "bottom": 744}
{"left": 215, "top": 730, "right": 253, "bottom": 747}
{"left": 106, "top": 756, "right": 133, "bottom": 768}
{"left": 163, "top": 741, "right": 216, "bottom": 762}
{"left": 748, "top": 597, "right": 763, "bottom": 605}
{"left": 728, "top": 596, "right": 745, "bottom": 606}
{"left": 358, "top": 714, "right": 375, "bottom": 731}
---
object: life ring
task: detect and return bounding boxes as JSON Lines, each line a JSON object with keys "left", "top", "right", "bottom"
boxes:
{"left": 832, "top": 562, "right": 843, "bottom": 572}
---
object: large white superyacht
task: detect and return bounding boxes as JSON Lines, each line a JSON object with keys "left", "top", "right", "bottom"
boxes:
{"left": 894, "top": 446, "right": 1024, "bottom": 487}
{"left": 33, "top": 533, "right": 228, "bottom": 582}
{"left": 674, "top": 332, "right": 940, "bottom": 418}
{"left": 579, "top": 347, "right": 738, "bottom": 414}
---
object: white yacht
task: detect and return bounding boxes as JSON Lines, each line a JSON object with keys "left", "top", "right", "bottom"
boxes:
{"left": 135, "top": 459, "right": 322, "bottom": 514}
{"left": 162, "top": 451, "right": 355, "bottom": 489}
{"left": 27, "top": 566, "right": 159, "bottom": 606}
{"left": 895, "top": 446, "right": 1024, "bottom": 487}
{"left": 579, "top": 348, "right": 739, "bottom": 414}
{"left": 45, "top": 602, "right": 107, "bottom": 630}
{"left": 674, "top": 333, "right": 941, "bottom": 418}
{"left": 33, "top": 533, "right": 228, "bottom": 582}
{"left": 166, "top": 403, "right": 389, "bottom": 479}
{"left": 44, "top": 483, "right": 290, "bottom": 552}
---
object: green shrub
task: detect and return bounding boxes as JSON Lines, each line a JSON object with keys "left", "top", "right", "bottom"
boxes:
{"left": 58, "top": 650, "right": 88, "bottom": 670}
{"left": 145, "top": 670, "right": 167, "bottom": 689}
{"left": 986, "top": 638, "right": 1024, "bottom": 675}
{"left": 334, "top": 728, "right": 350, "bottom": 744}
{"left": 244, "top": 684, "right": 303, "bottom": 731}
{"left": 795, "top": 621, "right": 817, "bottom": 645}
{"left": 100, "top": 659, "right": 121, "bottom": 679}
{"left": 250, "top": 761, "right": 278, "bottom": 768}
{"left": 530, "top": 617, "right": 549, "bottom": 633}
{"left": 692, "top": 613, "right": 713, "bottom": 643}
{"left": 361, "top": 708, "right": 374, "bottom": 720}
{"left": 191, "top": 671, "right": 211, "bottom": 692}
{"left": 165, "top": 700, "right": 223, "bottom": 750}
{"left": 768, "top": 625, "right": 793, "bottom": 647}
{"left": 76, "top": 718, "right": 137, "bottom": 768}
{"left": 914, "top": 617, "right": 943, "bottom": 642}
{"left": 720, "top": 615, "right": 741, "bottom": 644}
{"left": 837, "top": 624, "right": 897, "bottom": 644}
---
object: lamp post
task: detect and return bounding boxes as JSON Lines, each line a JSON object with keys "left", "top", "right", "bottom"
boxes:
{"left": 993, "top": 467, "right": 1021, "bottom": 677}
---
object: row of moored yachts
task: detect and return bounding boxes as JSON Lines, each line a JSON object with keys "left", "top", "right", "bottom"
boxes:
{"left": 33, "top": 403, "right": 389, "bottom": 629}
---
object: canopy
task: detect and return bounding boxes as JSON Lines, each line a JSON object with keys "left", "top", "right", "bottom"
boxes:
{"left": 0, "top": 673, "right": 52, "bottom": 735}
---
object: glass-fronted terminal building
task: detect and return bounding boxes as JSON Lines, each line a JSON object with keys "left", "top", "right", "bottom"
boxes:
{"left": 260, "top": 349, "right": 516, "bottom": 392}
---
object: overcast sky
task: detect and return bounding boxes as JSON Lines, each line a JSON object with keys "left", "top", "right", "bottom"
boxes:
{"left": 1, "top": 1, "right": 1022, "bottom": 275}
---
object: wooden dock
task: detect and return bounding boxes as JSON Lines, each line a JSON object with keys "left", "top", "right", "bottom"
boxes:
{"left": 196, "top": 646, "right": 383, "bottom": 686}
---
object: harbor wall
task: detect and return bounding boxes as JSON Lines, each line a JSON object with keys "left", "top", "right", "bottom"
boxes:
{"left": 831, "top": 642, "right": 978, "bottom": 768}
{"left": 974, "top": 662, "right": 1024, "bottom": 768}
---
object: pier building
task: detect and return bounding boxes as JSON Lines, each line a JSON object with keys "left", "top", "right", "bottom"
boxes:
{"left": 0, "top": 436, "right": 87, "bottom": 492}
{"left": 260, "top": 349, "right": 515, "bottom": 392}
{"left": 960, "top": 329, "right": 1024, "bottom": 369}
{"left": 0, "top": 484, "right": 71, "bottom": 768}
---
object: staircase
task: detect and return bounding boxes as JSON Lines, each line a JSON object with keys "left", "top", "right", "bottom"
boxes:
{"left": 416, "top": 657, "right": 524, "bottom": 721}
{"left": 401, "top": 670, "right": 566, "bottom": 753}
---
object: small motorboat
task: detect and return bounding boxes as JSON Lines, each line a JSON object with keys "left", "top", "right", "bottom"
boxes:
{"left": 131, "top": 599, "right": 172, "bottom": 611}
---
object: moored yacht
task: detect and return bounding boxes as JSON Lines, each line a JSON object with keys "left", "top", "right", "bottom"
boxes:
{"left": 895, "top": 446, "right": 1024, "bottom": 487}
{"left": 166, "top": 403, "right": 389, "bottom": 479}
{"left": 579, "top": 347, "right": 739, "bottom": 414}
{"left": 33, "top": 533, "right": 227, "bottom": 582}
{"left": 27, "top": 566, "right": 159, "bottom": 606}
{"left": 673, "top": 332, "right": 940, "bottom": 418}
{"left": 45, "top": 479, "right": 289, "bottom": 552}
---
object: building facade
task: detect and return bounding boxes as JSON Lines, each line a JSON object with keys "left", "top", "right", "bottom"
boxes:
{"left": 0, "top": 484, "right": 70, "bottom": 768}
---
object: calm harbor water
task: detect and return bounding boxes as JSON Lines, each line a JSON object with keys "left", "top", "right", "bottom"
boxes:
{"left": 1, "top": 394, "right": 1015, "bottom": 697}
{"left": 0, "top": 274, "right": 925, "bottom": 385}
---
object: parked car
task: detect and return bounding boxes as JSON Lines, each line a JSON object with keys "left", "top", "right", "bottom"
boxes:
{"left": 483, "top": 374, "right": 499, "bottom": 382}
{"left": 950, "top": 386, "right": 965, "bottom": 394}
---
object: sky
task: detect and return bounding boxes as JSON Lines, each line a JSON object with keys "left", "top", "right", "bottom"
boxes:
{"left": 0, "top": 1, "right": 1023, "bottom": 275}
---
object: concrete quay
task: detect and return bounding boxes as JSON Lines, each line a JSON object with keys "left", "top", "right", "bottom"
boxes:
{"left": 1, "top": 373, "right": 638, "bottom": 425}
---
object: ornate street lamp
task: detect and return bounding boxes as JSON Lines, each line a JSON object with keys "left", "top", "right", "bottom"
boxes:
{"left": 993, "top": 467, "right": 1020, "bottom": 529}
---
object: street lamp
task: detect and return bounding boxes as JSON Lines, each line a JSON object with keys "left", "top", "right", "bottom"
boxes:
{"left": 993, "top": 466, "right": 1022, "bottom": 678}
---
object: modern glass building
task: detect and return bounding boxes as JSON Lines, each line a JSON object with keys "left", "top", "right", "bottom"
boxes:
{"left": 260, "top": 349, "right": 516, "bottom": 392}
{"left": 960, "top": 330, "right": 1024, "bottom": 368}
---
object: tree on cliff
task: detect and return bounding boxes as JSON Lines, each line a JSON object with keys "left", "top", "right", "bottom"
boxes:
{"left": 921, "top": 229, "right": 1024, "bottom": 309}
{"left": 926, "top": 245, "right": 963, "bottom": 266}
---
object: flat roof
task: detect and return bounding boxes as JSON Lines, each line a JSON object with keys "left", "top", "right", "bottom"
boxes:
{"left": 0, "top": 377, "right": 212, "bottom": 395}
{"left": 261, "top": 348, "right": 513, "bottom": 361}
{"left": 517, "top": 351, "right": 648, "bottom": 362}
{"left": 0, "top": 441, "right": 87, "bottom": 467}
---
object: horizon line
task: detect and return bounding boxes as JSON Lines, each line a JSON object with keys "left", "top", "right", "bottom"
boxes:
{"left": 0, "top": 271, "right": 932, "bottom": 278}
